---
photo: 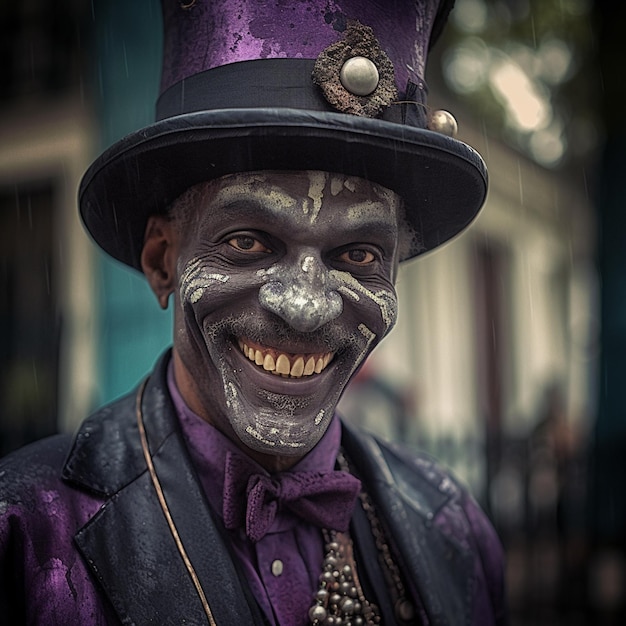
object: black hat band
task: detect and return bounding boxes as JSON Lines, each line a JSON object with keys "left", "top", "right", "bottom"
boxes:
{"left": 156, "top": 59, "right": 428, "bottom": 128}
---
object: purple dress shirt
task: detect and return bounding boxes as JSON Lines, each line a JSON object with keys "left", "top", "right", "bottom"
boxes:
{"left": 167, "top": 364, "right": 344, "bottom": 626}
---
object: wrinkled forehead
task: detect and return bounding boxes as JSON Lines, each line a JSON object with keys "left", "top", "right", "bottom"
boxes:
{"left": 199, "top": 170, "right": 404, "bottom": 223}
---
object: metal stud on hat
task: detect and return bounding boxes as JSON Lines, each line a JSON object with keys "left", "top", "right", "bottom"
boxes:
{"left": 427, "top": 109, "right": 459, "bottom": 137}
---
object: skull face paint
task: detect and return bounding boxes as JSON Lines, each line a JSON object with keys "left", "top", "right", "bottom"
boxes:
{"left": 170, "top": 171, "right": 402, "bottom": 463}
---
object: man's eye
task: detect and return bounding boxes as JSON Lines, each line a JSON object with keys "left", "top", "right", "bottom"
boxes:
{"left": 228, "top": 235, "right": 272, "bottom": 254}
{"left": 338, "top": 248, "right": 376, "bottom": 265}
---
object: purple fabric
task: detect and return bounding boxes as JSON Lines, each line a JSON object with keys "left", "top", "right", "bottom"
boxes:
{"left": 161, "top": 0, "right": 443, "bottom": 96}
{"left": 0, "top": 439, "right": 115, "bottom": 624}
{"left": 222, "top": 451, "right": 361, "bottom": 542}
{"left": 168, "top": 363, "right": 347, "bottom": 626}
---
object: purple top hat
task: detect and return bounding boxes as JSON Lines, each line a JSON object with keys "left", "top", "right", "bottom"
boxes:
{"left": 79, "top": 0, "right": 487, "bottom": 270}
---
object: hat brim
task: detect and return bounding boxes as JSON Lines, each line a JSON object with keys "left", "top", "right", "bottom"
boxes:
{"left": 79, "top": 108, "right": 487, "bottom": 270}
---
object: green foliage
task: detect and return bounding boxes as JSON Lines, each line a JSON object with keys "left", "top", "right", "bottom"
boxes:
{"left": 436, "top": 0, "right": 599, "bottom": 168}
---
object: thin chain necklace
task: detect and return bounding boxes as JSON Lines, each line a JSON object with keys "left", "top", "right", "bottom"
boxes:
{"left": 136, "top": 380, "right": 414, "bottom": 625}
{"left": 136, "top": 380, "right": 218, "bottom": 625}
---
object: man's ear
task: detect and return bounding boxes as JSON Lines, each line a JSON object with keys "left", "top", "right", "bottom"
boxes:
{"left": 141, "top": 215, "right": 179, "bottom": 309}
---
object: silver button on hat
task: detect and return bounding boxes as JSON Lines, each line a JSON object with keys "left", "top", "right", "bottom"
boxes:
{"left": 339, "top": 56, "right": 380, "bottom": 96}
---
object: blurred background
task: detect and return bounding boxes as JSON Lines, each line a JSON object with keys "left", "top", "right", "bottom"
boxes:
{"left": 0, "top": 1, "right": 623, "bottom": 624}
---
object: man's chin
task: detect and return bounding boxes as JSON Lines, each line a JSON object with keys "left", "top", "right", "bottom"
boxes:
{"left": 225, "top": 388, "right": 338, "bottom": 458}
{"left": 215, "top": 341, "right": 358, "bottom": 457}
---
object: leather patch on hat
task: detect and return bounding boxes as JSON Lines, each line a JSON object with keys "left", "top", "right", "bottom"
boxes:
{"left": 312, "top": 21, "right": 398, "bottom": 118}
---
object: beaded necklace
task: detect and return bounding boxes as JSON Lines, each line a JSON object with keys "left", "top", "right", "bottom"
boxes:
{"left": 308, "top": 527, "right": 380, "bottom": 625}
{"left": 308, "top": 451, "right": 416, "bottom": 626}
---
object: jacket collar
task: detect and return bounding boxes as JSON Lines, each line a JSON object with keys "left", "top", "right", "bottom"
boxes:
{"left": 341, "top": 423, "right": 477, "bottom": 626}
{"left": 65, "top": 352, "right": 264, "bottom": 625}
{"left": 62, "top": 353, "right": 175, "bottom": 497}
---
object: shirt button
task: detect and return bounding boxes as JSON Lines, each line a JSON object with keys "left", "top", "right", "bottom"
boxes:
{"left": 271, "top": 559, "right": 284, "bottom": 577}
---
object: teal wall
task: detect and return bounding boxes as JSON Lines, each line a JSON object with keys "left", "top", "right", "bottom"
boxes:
{"left": 92, "top": 0, "right": 171, "bottom": 404}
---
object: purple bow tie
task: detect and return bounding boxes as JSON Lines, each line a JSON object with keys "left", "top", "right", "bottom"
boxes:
{"left": 222, "top": 451, "right": 361, "bottom": 543}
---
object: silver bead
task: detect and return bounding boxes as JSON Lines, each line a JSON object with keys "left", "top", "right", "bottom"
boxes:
{"left": 316, "top": 588, "right": 329, "bottom": 602}
{"left": 427, "top": 110, "right": 458, "bottom": 137}
{"left": 339, "top": 56, "right": 379, "bottom": 96}
{"left": 395, "top": 599, "right": 416, "bottom": 621}
{"left": 309, "top": 604, "right": 327, "bottom": 622}
{"left": 340, "top": 597, "right": 356, "bottom": 614}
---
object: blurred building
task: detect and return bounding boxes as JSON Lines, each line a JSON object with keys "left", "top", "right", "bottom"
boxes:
{"left": 0, "top": 1, "right": 170, "bottom": 454}
{"left": 0, "top": 2, "right": 97, "bottom": 450}
{"left": 341, "top": 108, "right": 596, "bottom": 496}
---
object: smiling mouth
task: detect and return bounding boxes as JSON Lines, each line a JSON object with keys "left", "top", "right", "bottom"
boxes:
{"left": 237, "top": 338, "right": 334, "bottom": 379}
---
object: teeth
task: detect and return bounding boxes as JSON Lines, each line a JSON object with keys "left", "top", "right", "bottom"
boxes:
{"left": 276, "top": 354, "right": 291, "bottom": 375}
{"left": 239, "top": 341, "right": 334, "bottom": 379}
{"left": 291, "top": 357, "right": 304, "bottom": 377}
{"left": 304, "top": 357, "right": 316, "bottom": 376}
{"left": 263, "top": 353, "right": 276, "bottom": 371}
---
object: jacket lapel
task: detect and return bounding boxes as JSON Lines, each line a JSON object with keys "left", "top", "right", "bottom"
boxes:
{"left": 342, "top": 423, "right": 476, "bottom": 626}
{"left": 67, "top": 354, "right": 263, "bottom": 625}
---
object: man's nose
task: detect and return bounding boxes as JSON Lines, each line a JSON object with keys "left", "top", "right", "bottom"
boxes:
{"left": 258, "top": 255, "right": 343, "bottom": 332}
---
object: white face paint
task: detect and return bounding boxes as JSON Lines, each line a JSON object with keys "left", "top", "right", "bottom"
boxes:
{"left": 330, "top": 270, "right": 398, "bottom": 332}
{"left": 180, "top": 258, "right": 230, "bottom": 304}
{"left": 172, "top": 170, "right": 402, "bottom": 460}
{"left": 305, "top": 171, "right": 326, "bottom": 222}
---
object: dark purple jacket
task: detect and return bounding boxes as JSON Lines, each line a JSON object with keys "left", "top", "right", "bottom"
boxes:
{"left": 0, "top": 353, "right": 506, "bottom": 625}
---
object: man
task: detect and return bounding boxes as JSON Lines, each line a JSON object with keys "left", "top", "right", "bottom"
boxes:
{"left": 0, "top": 1, "right": 506, "bottom": 624}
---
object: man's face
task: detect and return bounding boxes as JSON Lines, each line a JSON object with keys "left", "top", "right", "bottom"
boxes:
{"left": 169, "top": 171, "right": 402, "bottom": 459}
